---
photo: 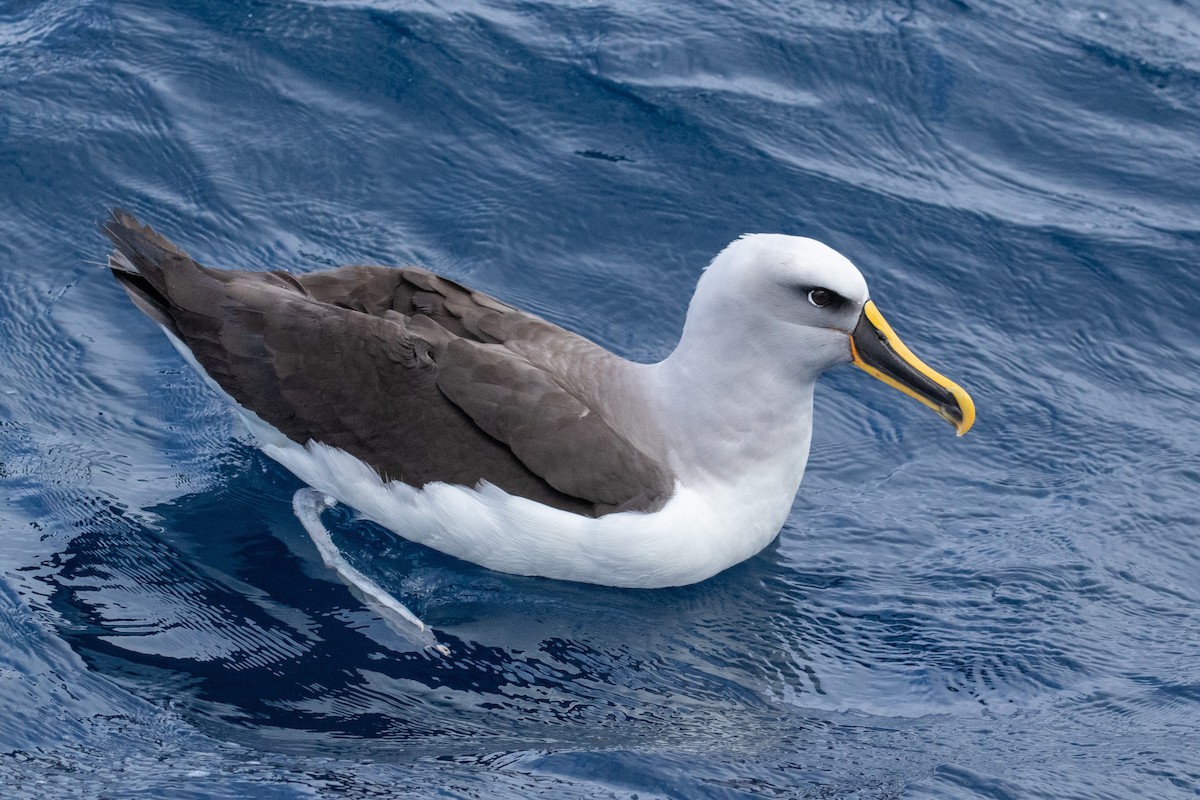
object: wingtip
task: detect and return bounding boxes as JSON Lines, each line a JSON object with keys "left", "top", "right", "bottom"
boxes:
{"left": 101, "top": 208, "right": 128, "bottom": 246}
{"left": 101, "top": 207, "right": 141, "bottom": 239}
{"left": 99, "top": 207, "right": 189, "bottom": 263}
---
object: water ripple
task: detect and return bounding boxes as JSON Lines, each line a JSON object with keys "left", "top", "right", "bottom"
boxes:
{"left": 2, "top": 0, "right": 1200, "bottom": 796}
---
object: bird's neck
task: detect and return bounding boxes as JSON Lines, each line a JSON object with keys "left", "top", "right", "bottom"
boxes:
{"left": 645, "top": 323, "right": 818, "bottom": 495}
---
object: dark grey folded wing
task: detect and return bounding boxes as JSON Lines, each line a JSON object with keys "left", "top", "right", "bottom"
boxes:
{"left": 103, "top": 209, "right": 674, "bottom": 517}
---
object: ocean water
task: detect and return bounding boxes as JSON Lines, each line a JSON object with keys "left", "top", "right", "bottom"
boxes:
{"left": 2, "top": 0, "right": 1199, "bottom": 796}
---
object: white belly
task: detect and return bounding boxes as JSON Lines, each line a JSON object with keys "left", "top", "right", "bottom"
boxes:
{"left": 250, "top": 414, "right": 785, "bottom": 588}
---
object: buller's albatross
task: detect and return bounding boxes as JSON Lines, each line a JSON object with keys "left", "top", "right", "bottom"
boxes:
{"left": 103, "top": 210, "right": 974, "bottom": 590}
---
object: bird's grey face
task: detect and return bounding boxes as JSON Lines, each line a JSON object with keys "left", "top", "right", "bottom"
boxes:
{"left": 745, "top": 235, "right": 870, "bottom": 336}
{"left": 716, "top": 234, "right": 975, "bottom": 435}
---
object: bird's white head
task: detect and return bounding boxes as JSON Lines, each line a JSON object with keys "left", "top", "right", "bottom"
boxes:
{"left": 674, "top": 233, "right": 974, "bottom": 435}
{"left": 682, "top": 234, "right": 870, "bottom": 379}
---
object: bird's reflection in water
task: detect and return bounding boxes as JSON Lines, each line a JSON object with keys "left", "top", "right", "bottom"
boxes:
{"left": 42, "top": 450, "right": 823, "bottom": 758}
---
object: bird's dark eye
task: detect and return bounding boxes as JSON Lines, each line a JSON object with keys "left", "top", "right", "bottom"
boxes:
{"left": 807, "top": 288, "right": 834, "bottom": 308}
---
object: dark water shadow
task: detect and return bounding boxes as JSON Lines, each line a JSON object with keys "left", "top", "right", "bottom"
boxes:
{"left": 40, "top": 445, "right": 844, "bottom": 759}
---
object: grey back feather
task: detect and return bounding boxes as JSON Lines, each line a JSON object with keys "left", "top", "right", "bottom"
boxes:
{"left": 102, "top": 210, "right": 675, "bottom": 517}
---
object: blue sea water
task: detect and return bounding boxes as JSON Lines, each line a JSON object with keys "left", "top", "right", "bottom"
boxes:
{"left": 2, "top": 0, "right": 1200, "bottom": 796}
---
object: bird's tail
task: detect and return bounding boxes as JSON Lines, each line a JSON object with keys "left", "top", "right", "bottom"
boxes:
{"left": 101, "top": 208, "right": 197, "bottom": 333}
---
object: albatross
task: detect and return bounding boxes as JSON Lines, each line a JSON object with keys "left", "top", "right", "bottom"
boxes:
{"left": 103, "top": 209, "right": 974, "bottom": 590}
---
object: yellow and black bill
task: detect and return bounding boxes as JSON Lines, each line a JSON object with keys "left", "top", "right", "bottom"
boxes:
{"left": 849, "top": 300, "right": 975, "bottom": 436}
